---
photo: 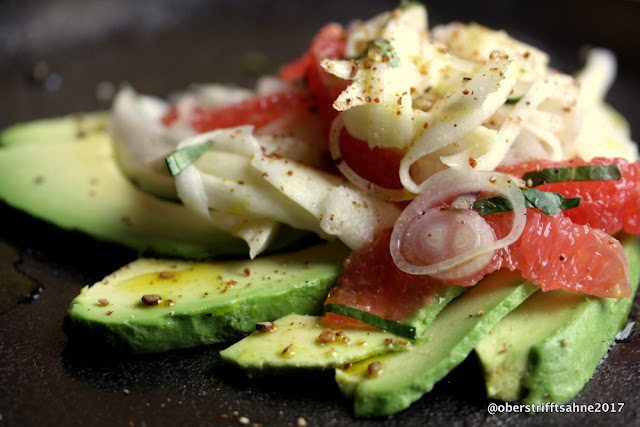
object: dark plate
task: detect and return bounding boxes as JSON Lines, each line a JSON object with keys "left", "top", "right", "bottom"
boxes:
{"left": 1, "top": 1, "right": 639, "bottom": 426}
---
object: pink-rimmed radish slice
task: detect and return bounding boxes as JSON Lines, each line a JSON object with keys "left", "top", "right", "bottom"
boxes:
{"left": 390, "top": 168, "right": 526, "bottom": 279}
{"left": 396, "top": 206, "right": 496, "bottom": 280}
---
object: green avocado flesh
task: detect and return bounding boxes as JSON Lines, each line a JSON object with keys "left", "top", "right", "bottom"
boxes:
{"left": 0, "top": 112, "right": 110, "bottom": 146}
{"left": 336, "top": 270, "right": 538, "bottom": 418}
{"left": 0, "top": 114, "right": 307, "bottom": 258}
{"left": 219, "top": 314, "right": 409, "bottom": 375}
{"left": 64, "top": 241, "right": 350, "bottom": 353}
{"left": 475, "top": 235, "right": 640, "bottom": 404}
{"left": 220, "top": 283, "right": 465, "bottom": 375}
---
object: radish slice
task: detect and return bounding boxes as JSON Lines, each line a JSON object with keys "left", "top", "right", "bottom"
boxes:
{"left": 398, "top": 207, "right": 496, "bottom": 280}
{"left": 390, "top": 168, "right": 526, "bottom": 278}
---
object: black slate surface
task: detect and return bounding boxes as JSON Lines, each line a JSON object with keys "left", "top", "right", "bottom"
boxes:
{"left": 1, "top": 1, "right": 639, "bottom": 426}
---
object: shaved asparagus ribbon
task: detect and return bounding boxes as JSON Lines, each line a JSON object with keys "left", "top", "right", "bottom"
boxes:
{"left": 399, "top": 55, "right": 517, "bottom": 195}
{"left": 390, "top": 168, "right": 526, "bottom": 277}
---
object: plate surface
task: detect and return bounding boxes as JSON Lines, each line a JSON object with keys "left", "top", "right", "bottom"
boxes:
{"left": 1, "top": 1, "right": 639, "bottom": 426}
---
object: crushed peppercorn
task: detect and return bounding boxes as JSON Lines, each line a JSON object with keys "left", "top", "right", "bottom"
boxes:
{"left": 367, "top": 361, "right": 383, "bottom": 377}
{"left": 256, "top": 322, "right": 276, "bottom": 332}
{"left": 318, "top": 329, "right": 336, "bottom": 343}
{"left": 141, "top": 294, "right": 162, "bottom": 305}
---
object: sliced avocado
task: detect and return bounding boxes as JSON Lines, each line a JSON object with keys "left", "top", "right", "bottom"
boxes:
{"left": 475, "top": 235, "right": 640, "bottom": 404}
{"left": 219, "top": 313, "right": 409, "bottom": 375}
{"left": 0, "top": 112, "right": 109, "bottom": 147}
{"left": 0, "top": 114, "right": 307, "bottom": 258}
{"left": 335, "top": 270, "right": 538, "bottom": 418}
{"left": 64, "top": 241, "right": 350, "bottom": 353}
{"left": 404, "top": 284, "right": 466, "bottom": 337}
{"left": 219, "top": 281, "right": 463, "bottom": 375}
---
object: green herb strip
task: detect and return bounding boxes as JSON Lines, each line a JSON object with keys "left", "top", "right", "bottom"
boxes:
{"left": 522, "top": 188, "right": 581, "bottom": 216}
{"left": 370, "top": 39, "right": 400, "bottom": 67}
{"left": 505, "top": 96, "right": 522, "bottom": 105}
{"left": 165, "top": 140, "right": 213, "bottom": 176}
{"left": 399, "top": 1, "right": 424, "bottom": 11}
{"left": 522, "top": 164, "right": 622, "bottom": 187}
{"left": 351, "top": 39, "right": 400, "bottom": 68}
{"left": 323, "top": 304, "right": 416, "bottom": 340}
{"left": 473, "top": 189, "right": 580, "bottom": 217}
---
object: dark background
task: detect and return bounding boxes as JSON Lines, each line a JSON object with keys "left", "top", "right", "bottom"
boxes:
{"left": 1, "top": 1, "right": 639, "bottom": 426}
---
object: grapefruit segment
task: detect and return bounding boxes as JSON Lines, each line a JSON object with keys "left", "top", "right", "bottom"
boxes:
{"left": 492, "top": 210, "right": 630, "bottom": 299}
{"left": 161, "top": 90, "right": 311, "bottom": 132}
{"left": 498, "top": 157, "right": 640, "bottom": 235}
{"left": 300, "top": 23, "right": 349, "bottom": 135}
{"left": 324, "top": 228, "right": 446, "bottom": 326}
{"left": 328, "top": 209, "right": 630, "bottom": 326}
{"left": 444, "top": 209, "right": 630, "bottom": 299}
{"left": 338, "top": 128, "right": 405, "bottom": 190}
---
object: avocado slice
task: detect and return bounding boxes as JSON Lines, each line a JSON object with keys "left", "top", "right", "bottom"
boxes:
{"left": 403, "top": 284, "right": 466, "bottom": 337}
{"left": 64, "top": 241, "right": 350, "bottom": 353}
{"left": 475, "top": 235, "right": 640, "bottom": 404}
{"left": 219, "top": 313, "right": 410, "bottom": 374}
{"left": 220, "top": 286, "right": 466, "bottom": 376}
{"left": 219, "top": 282, "right": 464, "bottom": 375}
{"left": 0, "top": 112, "right": 109, "bottom": 146}
{"left": 335, "top": 270, "right": 538, "bottom": 418}
{"left": 0, "top": 114, "right": 307, "bottom": 258}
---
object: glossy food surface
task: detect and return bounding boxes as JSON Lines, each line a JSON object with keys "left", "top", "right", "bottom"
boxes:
{"left": 1, "top": 1, "right": 639, "bottom": 425}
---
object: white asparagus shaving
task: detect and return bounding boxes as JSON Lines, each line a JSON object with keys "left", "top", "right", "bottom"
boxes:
{"left": 251, "top": 154, "right": 401, "bottom": 249}
{"left": 570, "top": 48, "right": 638, "bottom": 161}
{"left": 575, "top": 48, "right": 617, "bottom": 107}
{"left": 230, "top": 217, "right": 281, "bottom": 259}
{"left": 207, "top": 211, "right": 281, "bottom": 259}
{"left": 109, "top": 86, "right": 178, "bottom": 199}
{"left": 399, "top": 54, "right": 517, "bottom": 194}
{"left": 174, "top": 128, "right": 324, "bottom": 254}
{"left": 475, "top": 74, "right": 562, "bottom": 171}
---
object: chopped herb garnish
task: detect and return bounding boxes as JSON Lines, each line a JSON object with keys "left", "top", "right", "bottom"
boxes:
{"left": 352, "top": 39, "right": 401, "bottom": 68}
{"left": 473, "top": 195, "right": 514, "bottom": 215}
{"left": 324, "top": 303, "right": 416, "bottom": 340}
{"left": 399, "top": 1, "right": 424, "bottom": 10}
{"left": 521, "top": 188, "right": 581, "bottom": 216}
{"left": 473, "top": 188, "right": 580, "bottom": 217}
{"left": 522, "top": 164, "right": 622, "bottom": 187}
{"left": 165, "top": 140, "right": 213, "bottom": 176}
{"left": 505, "top": 96, "right": 522, "bottom": 105}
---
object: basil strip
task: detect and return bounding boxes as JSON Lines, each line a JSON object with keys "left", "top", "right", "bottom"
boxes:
{"left": 473, "top": 195, "right": 514, "bottom": 215}
{"left": 400, "top": 1, "right": 424, "bottom": 10}
{"left": 370, "top": 39, "right": 401, "bottom": 67}
{"left": 165, "top": 140, "right": 213, "bottom": 176}
{"left": 352, "top": 39, "right": 400, "bottom": 68}
{"left": 505, "top": 96, "right": 522, "bottom": 105}
{"left": 473, "top": 188, "right": 580, "bottom": 217}
{"left": 324, "top": 304, "right": 416, "bottom": 340}
{"left": 522, "top": 188, "right": 581, "bottom": 216}
{"left": 522, "top": 164, "right": 622, "bottom": 187}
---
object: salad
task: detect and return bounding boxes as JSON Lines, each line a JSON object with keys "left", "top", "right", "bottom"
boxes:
{"left": 110, "top": 2, "right": 636, "bottom": 292}
{"left": 1, "top": 0, "right": 639, "bottom": 421}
